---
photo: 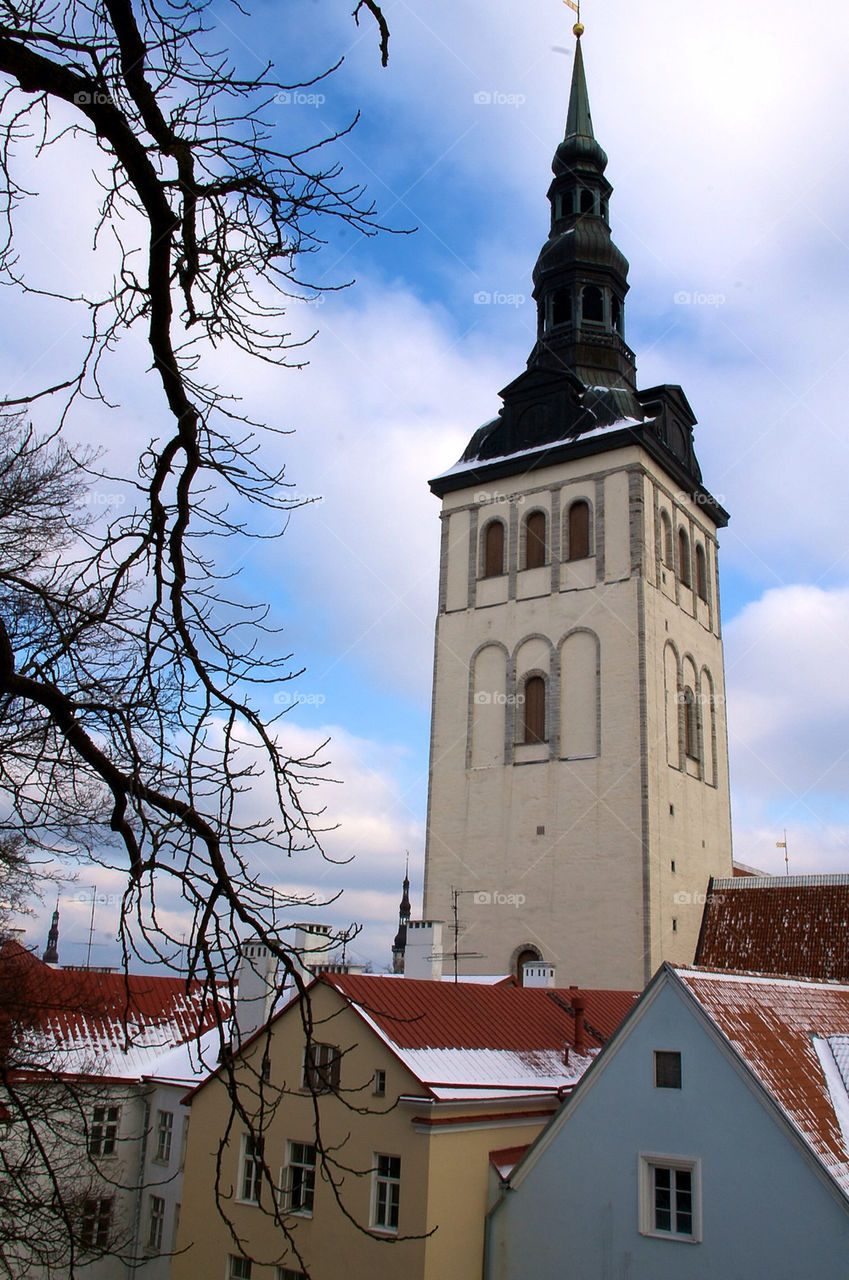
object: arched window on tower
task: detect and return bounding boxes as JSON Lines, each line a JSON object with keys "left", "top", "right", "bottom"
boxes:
{"left": 581, "top": 285, "right": 604, "bottom": 325}
{"left": 523, "top": 675, "right": 546, "bottom": 744}
{"left": 682, "top": 686, "right": 699, "bottom": 760}
{"left": 611, "top": 296, "right": 623, "bottom": 334}
{"left": 579, "top": 189, "right": 594, "bottom": 215}
{"left": 678, "top": 528, "right": 691, "bottom": 587}
{"left": 482, "top": 520, "right": 505, "bottom": 578}
{"left": 695, "top": 544, "right": 708, "bottom": 601}
{"left": 551, "top": 289, "right": 571, "bottom": 328}
{"left": 524, "top": 510, "right": 547, "bottom": 569}
{"left": 568, "top": 500, "right": 590, "bottom": 561}
{"left": 557, "top": 190, "right": 574, "bottom": 219}
{"left": 659, "top": 510, "right": 673, "bottom": 567}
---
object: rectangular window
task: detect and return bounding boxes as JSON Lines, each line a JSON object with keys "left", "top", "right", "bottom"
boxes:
{"left": 283, "top": 1141, "right": 316, "bottom": 1215}
{"left": 228, "top": 1256, "right": 252, "bottom": 1279}
{"left": 277, "top": 1269, "right": 306, "bottom": 1280}
{"left": 639, "top": 1154, "right": 700, "bottom": 1242}
{"left": 147, "top": 1195, "right": 166, "bottom": 1251}
{"left": 81, "top": 1197, "right": 112, "bottom": 1250}
{"left": 239, "top": 1134, "right": 264, "bottom": 1204}
{"left": 155, "top": 1109, "right": 174, "bottom": 1163}
{"left": 302, "top": 1043, "right": 341, "bottom": 1093}
{"left": 372, "top": 1069, "right": 386, "bottom": 1096}
{"left": 89, "top": 1105, "right": 119, "bottom": 1157}
{"left": 654, "top": 1051, "right": 682, "bottom": 1089}
{"left": 372, "top": 1154, "right": 401, "bottom": 1232}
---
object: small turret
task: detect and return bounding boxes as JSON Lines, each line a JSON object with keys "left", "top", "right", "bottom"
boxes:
{"left": 391, "top": 857, "right": 412, "bottom": 974}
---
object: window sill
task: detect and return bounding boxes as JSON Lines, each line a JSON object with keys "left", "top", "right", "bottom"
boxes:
{"left": 639, "top": 1229, "right": 700, "bottom": 1245}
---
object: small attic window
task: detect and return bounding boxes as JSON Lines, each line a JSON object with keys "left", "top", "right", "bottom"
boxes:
{"left": 654, "top": 1050, "right": 682, "bottom": 1089}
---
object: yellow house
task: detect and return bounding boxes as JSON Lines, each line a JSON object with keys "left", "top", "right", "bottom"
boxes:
{"left": 172, "top": 974, "right": 635, "bottom": 1280}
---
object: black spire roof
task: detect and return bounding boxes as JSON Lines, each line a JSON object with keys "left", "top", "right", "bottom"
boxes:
{"left": 430, "top": 33, "right": 728, "bottom": 528}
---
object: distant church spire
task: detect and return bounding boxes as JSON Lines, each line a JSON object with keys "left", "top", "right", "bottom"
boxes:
{"left": 42, "top": 902, "right": 59, "bottom": 966}
{"left": 391, "top": 856, "right": 411, "bottom": 974}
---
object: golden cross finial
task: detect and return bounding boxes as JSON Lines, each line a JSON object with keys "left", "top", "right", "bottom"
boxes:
{"left": 564, "top": 0, "right": 584, "bottom": 37}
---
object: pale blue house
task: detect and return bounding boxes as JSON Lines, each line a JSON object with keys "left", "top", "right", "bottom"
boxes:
{"left": 485, "top": 964, "right": 849, "bottom": 1279}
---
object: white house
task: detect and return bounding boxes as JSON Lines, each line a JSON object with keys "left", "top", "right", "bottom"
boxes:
{"left": 485, "top": 964, "right": 849, "bottom": 1279}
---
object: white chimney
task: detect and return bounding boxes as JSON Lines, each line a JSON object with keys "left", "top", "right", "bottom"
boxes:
{"left": 403, "top": 921, "right": 443, "bottom": 980}
{"left": 235, "top": 939, "right": 279, "bottom": 1043}
{"left": 522, "top": 961, "right": 556, "bottom": 988}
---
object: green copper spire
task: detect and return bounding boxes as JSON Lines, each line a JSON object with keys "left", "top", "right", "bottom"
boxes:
{"left": 556, "top": 33, "right": 608, "bottom": 175}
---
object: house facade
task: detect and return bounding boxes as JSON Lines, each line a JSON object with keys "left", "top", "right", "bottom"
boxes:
{"left": 173, "top": 973, "right": 636, "bottom": 1280}
{"left": 486, "top": 965, "right": 849, "bottom": 1279}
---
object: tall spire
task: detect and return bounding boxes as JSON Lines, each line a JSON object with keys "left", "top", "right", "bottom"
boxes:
{"left": 43, "top": 902, "right": 59, "bottom": 966}
{"left": 562, "top": 34, "right": 604, "bottom": 167}
{"left": 391, "top": 856, "right": 411, "bottom": 974}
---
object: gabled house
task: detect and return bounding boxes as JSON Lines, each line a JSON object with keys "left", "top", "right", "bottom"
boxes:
{"left": 695, "top": 872, "right": 849, "bottom": 980}
{"left": 485, "top": 965, "right": 849, "bottom": 1279}
{"left": 0, "top": 938, "right": 224, "bottom": 1279}
{"left": 173, "top": 973, "right": 637, "bottom": 1280}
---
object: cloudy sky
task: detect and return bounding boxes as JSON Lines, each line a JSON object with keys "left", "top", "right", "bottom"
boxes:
{"left": 6, "top": 0, "right": 849, "bottom": 968}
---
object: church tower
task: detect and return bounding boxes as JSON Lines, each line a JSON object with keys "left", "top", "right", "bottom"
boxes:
{"left": 421, "top": 31, "right": 733, "bottom": 990}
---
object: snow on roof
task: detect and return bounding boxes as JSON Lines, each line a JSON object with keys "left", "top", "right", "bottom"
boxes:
{"left": 489, "top": 1144, "right": 530, "bottom": 1180}
{"left": 433, "top": 417, "right": 642, "bottom": 480}
{"left": 677, "top": 968, "right": 849, "bottom": 1189}
{"left": 695, "top": 877, "right": 849, "bottom": 982}
{"left": 320, "top": 974, "right": 637, "bottom": 1095}
{"left": 1, "top": 940, "right": 226, "bottom": 1082}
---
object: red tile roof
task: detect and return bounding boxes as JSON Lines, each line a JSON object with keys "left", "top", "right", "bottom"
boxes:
{"left": 695, "top": 876, "right": 849, "bottom": 981}
{"left": 320, "top": 974, "right": 637, "bottom": 1052}
{"left": 678, "top": 968, "right": 849, "bottom": 1179}
{"left": 0, "top": 940, "right": 224, "bottom": 1079}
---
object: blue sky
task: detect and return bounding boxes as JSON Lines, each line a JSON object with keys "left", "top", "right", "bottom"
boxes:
{"left": 7, "top": 0, "right": 849, "bottom": 968}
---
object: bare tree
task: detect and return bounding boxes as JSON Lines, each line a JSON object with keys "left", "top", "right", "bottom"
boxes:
{"left": 0, "top": 0, "right": 398, "bottom": 1271}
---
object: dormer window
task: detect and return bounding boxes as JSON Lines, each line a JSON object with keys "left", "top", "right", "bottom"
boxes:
{"left": 581, "top": 285, "right": 604, "bottom": 325}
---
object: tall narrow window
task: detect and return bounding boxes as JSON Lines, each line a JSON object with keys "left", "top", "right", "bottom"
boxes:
{"left": 611, "top": 295, "right": 622, "bottom": 334}
{"left": 523, "top": 676, "right": 546, "bottom": 744}
{"left": 568, "top": 501, "right": 590, "bottom": 561}
{"left": 682, "top": 688, "right": 699, "bottom": 760}
{"left": 524, "top": 511, "right": 547, "bottom": 569}
{"left": 551, "top": 289, "right": 571, "bottom": 327}
{"left": 659, "top": 511, "right": 673, "bottom": 566}
{"left": 579, "top": 188, "right": 594, "bottom": 214}
{"left": 147, "top": 1195, "right": 166, "bottom": 1251}
{"left": 581, "top": 285, "right": 603, "bottom": 324}
{"left": 483, "top": 520, "right": 505, "bottom": 578}
{"left": 239, "top": 1134, "right": 263, "bottom": 1204}
{"left": 695, "top": 544, "right": 707, "bottom": 600}
{"left": 373, "top": 1155, "right": 401, "bottom": 1231}
{"left": 678, "top": 528, "right": 691, "bottom": 586}
{"left": 155, "top": 1110, "right": 173, "bottom": 1163}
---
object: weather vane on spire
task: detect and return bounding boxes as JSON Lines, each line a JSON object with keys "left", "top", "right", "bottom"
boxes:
{"left": 564, "top": 0, "right": 584, "bottom": 38}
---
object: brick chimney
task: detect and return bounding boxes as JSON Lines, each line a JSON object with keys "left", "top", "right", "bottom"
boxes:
{"left": 572, "top": 991, "right": 586, "bottom": 1054}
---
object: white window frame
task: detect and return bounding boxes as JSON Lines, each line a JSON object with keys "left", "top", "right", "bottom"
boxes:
{"left": 638, "top": 1153, "right": 701, "bottom": 1243}
{"left": 147, "top": 1194, "right": 166, "bottom": 1251}
{"left": 228, "top": 1255, "right": 252, "bottom": 1279}
{"left": 238, "top": 1133, "right": 263, "bottom": 1204}
{"left": 80, "top": 1195, "right": 113, "bottom": 1251}
{"left": 302, "top": 1042, "right": 340, "bottom": 1093}
{"left": 371, "top": 1153, "right": 401, "bottom": 1233}
{"left": 154, "top": 1109, "right": 173, "bottom": 1163}
{"left": 89, "top": 1104, "right": 120, "bottom": 1157}
{"left": 282, "top": 1140, "right": 316, "bottom": 1216}
{"left": 277, "top": 1269, "right": 306, "bottom": 1280}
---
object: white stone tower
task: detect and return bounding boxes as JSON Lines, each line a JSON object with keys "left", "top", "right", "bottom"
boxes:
{"left": 421, "top": 33, "right": 733, "bottom": 989}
